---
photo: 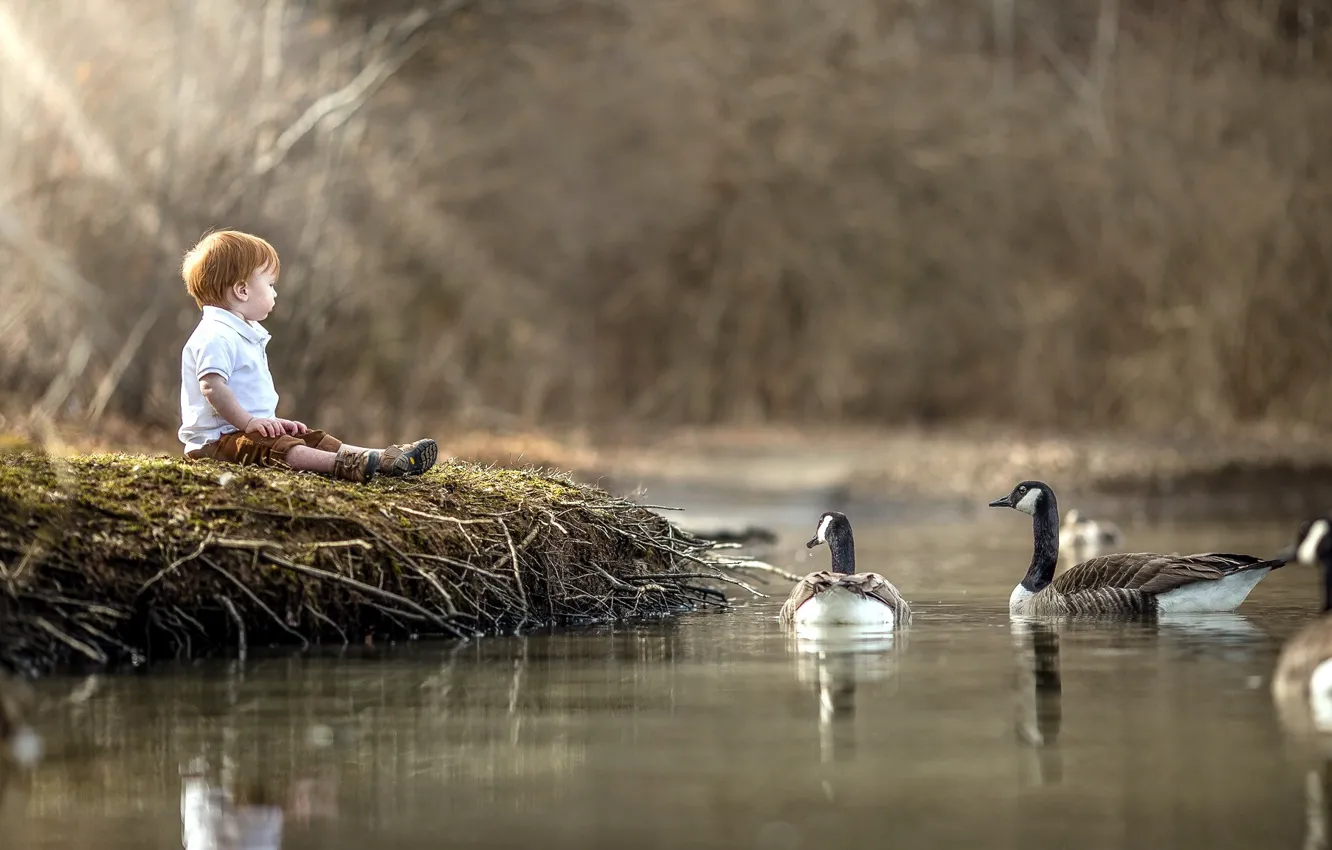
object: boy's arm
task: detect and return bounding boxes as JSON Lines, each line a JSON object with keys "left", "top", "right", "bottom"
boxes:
{"left": 199, "top": 373, "right": 287, "bottom": 438}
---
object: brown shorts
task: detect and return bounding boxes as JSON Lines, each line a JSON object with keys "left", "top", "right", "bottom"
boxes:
{"left": 186, "top": 429, "right": 343, "bottom": 468}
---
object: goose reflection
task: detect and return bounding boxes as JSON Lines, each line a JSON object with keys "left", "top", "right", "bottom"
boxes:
{"left": 181, "top": 757, "right": 339, "bottom": 850}
{"left": 1272, "top": 714, "right": 1332, "bottom": 850}
{"left": 0, "top": 669, "right": 42, "bottom": 814}
{"left": 1273, "top": 689, "right": 1332, "bottom": 850}
{"left": 0, "top": 670, "right": 42, "bottom": 769}
{"left": 1153, "top": 612, "right": 1267, "bottom": 663}
{"left": 1301, "top": 760, "right": 1332, "bottom": 850}
{"left": 788, "top": 623, "right": 906, "bottom": 764}
{"left": 1011, "top": 618, "right": 1062, "bottom": 786}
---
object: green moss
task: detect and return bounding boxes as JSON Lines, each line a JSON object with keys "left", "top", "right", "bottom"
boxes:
{"left": 0, "top": 451, "right": 748, "bottom": 677}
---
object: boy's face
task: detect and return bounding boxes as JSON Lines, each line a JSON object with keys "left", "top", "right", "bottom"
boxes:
{"left": 233, "top": 264, "right": 277, "bottom": 322}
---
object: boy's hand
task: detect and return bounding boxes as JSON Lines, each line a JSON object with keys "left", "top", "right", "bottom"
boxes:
{"left": 278, "top": 419, "right": 309, "bottom": 435}
{"left": 244, "top": 417, "right": 286, "bottom": 439}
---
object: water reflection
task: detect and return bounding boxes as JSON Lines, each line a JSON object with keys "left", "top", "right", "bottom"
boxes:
{"left": 1272, "top": 698, "right": 1332, "bottom": 850}
{"left": 1153, "top": 612, "right": 1269, "bottom": 661}
{"left": 1007, "top": 613, "right": 1273, "bottom": 790}
{"left": 1302, "top": 761, "right": 1332, "bottom": 850}
{"left": 1272, "top": 643, "right": 1332, "bottom": 850}
{"left": 787, "top": 624, "right": 905, "bottom": 765}
{"left": 0, "top": 669, "right": 42, "bottom": 823}
{"left": 181, "top": 757, "right": 336, "bottom": 850}
{"left": 5, "top": 512, "right": 1322, "bottom": 849}
{"left": 0, "top": 761, "right": 20, "bottom": 823}
{"left": 1011, "top": 620, "right": 1062, "bottom": 786}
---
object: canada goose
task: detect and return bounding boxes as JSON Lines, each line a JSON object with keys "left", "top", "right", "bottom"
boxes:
{"left": 779, "top": 511, "right": 911, "bottom": 627}
{"left": 1272, "top": 518, "right": 1332, "bottom": 737}
{"left": 1059, "top": 508, "right": 1124, "bottom": 561}
{"left": 988, "top": 480, "right": 1287, "bottom": 616}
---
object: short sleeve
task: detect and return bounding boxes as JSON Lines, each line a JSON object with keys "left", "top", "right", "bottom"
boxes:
{"left": 194, "top": 332, "right": 238, "bottom": 382}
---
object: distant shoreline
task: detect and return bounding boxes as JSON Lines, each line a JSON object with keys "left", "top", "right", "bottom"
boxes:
{"left": 7, "top": 418, "right": 1332, "bottom": 521}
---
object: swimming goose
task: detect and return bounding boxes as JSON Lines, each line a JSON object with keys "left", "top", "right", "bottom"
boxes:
{"left": 1272, "top": 517, "right": 1332, "bottom": 735}
{"left": 779, "top": 511, "right": 911, "bottom": 627}
{"left": 988, "top": 480, "right": 1287, "bottom": 616}
{"left": 1059, "top": 508, "right": 1124, "bottom": 561}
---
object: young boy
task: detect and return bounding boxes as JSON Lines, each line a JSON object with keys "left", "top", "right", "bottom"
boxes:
{"left": 177, "top": 230, "right": 437, "bottom": 483}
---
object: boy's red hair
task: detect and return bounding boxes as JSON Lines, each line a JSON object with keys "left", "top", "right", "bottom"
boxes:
{"left": 181, "top": 230, "right": 280, "bottom": 308}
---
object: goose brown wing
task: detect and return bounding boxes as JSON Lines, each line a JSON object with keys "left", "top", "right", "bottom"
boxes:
{"left": 841, "top": 572, "right": 905, "bottom": 605}
{"left": 1051, "top": 552, "right": 1280, "bottom": 598}
{"left": 779, "top": 572, "right": 836, "bottom": 623}
{"left": 779, "top": 572, "right": 911, "bottom": 622}
{"left": 839, "top": 573, "right": 911, "bottom": 619}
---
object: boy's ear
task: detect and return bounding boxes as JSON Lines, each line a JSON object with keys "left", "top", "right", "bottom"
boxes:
{"left": 231, "top": 279, "right": 249, "bottom": 302}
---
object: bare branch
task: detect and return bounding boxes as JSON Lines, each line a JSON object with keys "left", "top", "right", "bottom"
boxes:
{"left": 32, "top": 616, "right": 107, "bottom": 664}
{"left": 86, "top": 298, "right": 168, "bottom": 425}
{"left": 32, "top": 331, "right": 93, "bottom": 422}
{"left": 205, "top": 557, "right": 310, "bottom": 649}
{"left": 250, "top": 7, "right": 440, "bottom": 177}
{"left": 0, "top": 203, "right": 105, "bottom": 307}
{"left": 216, "top": 595, "right": 247, "bottom": 658}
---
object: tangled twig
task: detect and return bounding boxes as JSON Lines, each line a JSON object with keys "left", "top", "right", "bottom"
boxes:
{"left": 0, "top": 453, "right": 770, "bottom": 674}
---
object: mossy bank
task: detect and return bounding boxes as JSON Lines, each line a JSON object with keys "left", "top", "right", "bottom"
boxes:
{"left": 0, "top": 450, "right": 761, "bottom": 676}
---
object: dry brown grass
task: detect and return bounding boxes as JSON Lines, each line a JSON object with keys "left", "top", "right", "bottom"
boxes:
{"left": 2, "top": 0, "right": 1331, "bottom": 443}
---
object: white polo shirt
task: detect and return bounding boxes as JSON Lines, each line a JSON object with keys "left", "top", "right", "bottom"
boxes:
{"left": 178, "top": 306, "right": 281, "bottom": 453}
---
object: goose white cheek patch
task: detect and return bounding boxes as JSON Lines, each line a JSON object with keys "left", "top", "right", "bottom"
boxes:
{"left": 1014, "top": 489, "right": 1043, "bottom": 515}
{"left": 816, "top": 515, "right": 834, "bottom": 543}
{"left": 1299, "top": 519, "right": 1330, "bottom": 566}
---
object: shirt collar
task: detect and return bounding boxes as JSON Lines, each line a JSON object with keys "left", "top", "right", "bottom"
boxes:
{"left": 201, "top": 305, "right": 271, "bottom": 346}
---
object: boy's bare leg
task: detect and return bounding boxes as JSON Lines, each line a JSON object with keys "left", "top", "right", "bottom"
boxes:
{"left": 284, "top": 445, "right": 337, "bottom": 474}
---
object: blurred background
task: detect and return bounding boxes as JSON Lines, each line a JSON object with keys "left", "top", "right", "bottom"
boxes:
{"left": 2, "top": 0, "right": 1332, "bottom": 466}
{"left": 7, "top": 7, "right": 1332, "bottom": 845}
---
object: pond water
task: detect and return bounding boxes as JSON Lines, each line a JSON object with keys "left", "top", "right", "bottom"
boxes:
{"left": 3, "top": 489, "right": 1327, "bottom": 849}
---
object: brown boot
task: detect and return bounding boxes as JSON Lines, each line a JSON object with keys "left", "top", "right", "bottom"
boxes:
{"left": 332, "top": 447, "right": 380, "bottom": 483}
{"left": 376, "top": 439, "right": 438, "bottom": 477}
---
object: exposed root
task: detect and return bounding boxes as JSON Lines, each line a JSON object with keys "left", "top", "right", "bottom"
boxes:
{"left": 0, "top": 451, "right": 763, "bottom": 676}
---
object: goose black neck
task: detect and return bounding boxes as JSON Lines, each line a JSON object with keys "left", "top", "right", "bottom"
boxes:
{"left": 1021, "top": 494, "right": 1060, "bottom": 593}
{"left": 1323, "top": 555, "right": 1332, "bottom": 614}
{"left": 828, "top": 528, "right": 856, "bottom": 575}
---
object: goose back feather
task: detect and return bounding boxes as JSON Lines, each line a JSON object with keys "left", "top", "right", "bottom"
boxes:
{"left": 1022, "top": 551, "right": 1284, "bottom": 617}
{"left": 779, "top": 571, "right": 912, "bottom": 625}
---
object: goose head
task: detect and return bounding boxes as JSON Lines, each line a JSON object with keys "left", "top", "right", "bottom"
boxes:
{"left": 807, "top": 511, "right": 856, "bottom": 574}
{"left": 1279, "top": 517, "right": 1332, "bottom": 567}
{"left": 807, "top": 511, "right": 851, "bottom": 549}
{"left": 988, "top": 480, "right": 1053, "bottom": 517}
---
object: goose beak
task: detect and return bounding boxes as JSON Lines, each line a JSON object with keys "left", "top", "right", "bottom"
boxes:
{"left": 806, "top": 536, "right": 822, "bottom": 549}
{"left": 988, "top": 495, "right": 1012, "bottom": 509}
